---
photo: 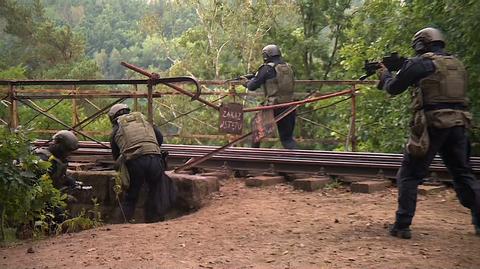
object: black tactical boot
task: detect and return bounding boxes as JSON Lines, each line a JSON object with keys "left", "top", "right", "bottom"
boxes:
{"left": 472, "top": 211, "right": 480, "bottom": 236}
{"left": 389, "top": 224, "right": 412, "bottom": 239}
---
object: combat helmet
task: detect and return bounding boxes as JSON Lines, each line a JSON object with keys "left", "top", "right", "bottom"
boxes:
{"left": 52, "top": 130, "right": 79, "bottom": 151}
{"left": 412, "top": 27, "right": 445, "bottom": 53}
{"left": 108, "top": 103, "right": 130, "bottom": 122}
{"left": 262, "top": 44, "right": 282, "bottom": 61}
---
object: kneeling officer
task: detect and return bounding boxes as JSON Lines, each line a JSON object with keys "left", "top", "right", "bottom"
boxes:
{"left": 35, "top": 130, "right": 79, "bottom": 190}
{"left": 108, "top": 104, "right": 174, "bottom": 223}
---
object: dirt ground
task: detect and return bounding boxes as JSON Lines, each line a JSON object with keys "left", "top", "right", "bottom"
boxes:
{"left": 1, "top": 179, "right": 480, "bottom": 269}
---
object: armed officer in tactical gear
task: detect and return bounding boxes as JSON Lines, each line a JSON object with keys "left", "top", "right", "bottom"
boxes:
{"left": 244, "top": 44, "right": 298, "bottom": 149}
{"left": 377, "top": 27, "right": 480, "bottom": 239}
{"left": 109, "top": 104, "right": 174, "bottom": 223}
{"left": 35, "top": 130, "right": 79, "bottom": 189}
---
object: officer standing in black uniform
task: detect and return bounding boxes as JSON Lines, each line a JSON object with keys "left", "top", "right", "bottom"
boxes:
{"left": 377, "top": 27, "right": 480, "bottom": 239}
{"left": 108, "top": 104, "right": 175, "bottom": 223}
{"left": 244, "top": 44, "right": 298, "bottom": 149}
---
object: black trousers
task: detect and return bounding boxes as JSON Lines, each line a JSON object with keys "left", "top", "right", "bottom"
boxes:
{"left": 252, "top": 107, "right": 298, "bottom": 149}
{"left": 395, "top": 126, "right": 480, "bottom": 228}
{"left": 123, "top": 154, "right": 170, "bottom": 223}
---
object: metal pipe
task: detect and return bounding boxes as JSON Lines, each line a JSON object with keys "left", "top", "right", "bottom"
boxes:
{"left": 0, "top": 78, "right": 377, "bottom": 86}
{"left": 120, "top": 62, "right": 220, "bottom": 110}
{"left": 8, "top": 84, "right": 18, "bottom": 129}
{"left": 242, "top": 88, "right": 359, "bottom": 112}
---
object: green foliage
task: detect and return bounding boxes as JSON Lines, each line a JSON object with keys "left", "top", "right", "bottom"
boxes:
{"left": 0, "top": 126, "right": 66, "bottom": 241}
{"left": 0, "top": 66, "right": 27, "bottom": 79}
{"left": 56, "top": 198, "right": 102, "bottom": 234}
{"left": 324, "top": 179, "right": 343, "bottom": 190}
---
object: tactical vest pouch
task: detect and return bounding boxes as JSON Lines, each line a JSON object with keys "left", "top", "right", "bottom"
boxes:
{"left": 406, "top": 110, "right": 430, "bottom": 157}
{"left": 119, "top": 163, "right": 130, "bottom": 189}
{"left": 114, "top": 154, "right": 130, "bottom": 189}
{"left": 425, "top": 109, "right": 472, "bottom": 129}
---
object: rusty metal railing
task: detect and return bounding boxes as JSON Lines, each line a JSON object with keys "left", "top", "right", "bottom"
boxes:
{"left": 0, "top": 77, "right": 376, "bottom": 151}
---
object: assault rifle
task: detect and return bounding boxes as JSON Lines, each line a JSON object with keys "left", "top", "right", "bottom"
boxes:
{"left": 225, "top": 74, "right": 255, "bottom": 83}
{"left": 359, "top": 52, "right": 406, "bottom": 81}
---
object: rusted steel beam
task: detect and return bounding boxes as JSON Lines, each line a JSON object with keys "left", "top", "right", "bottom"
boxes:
{"left": 31, "top": 131, "right": 326, "bottom": 142}
{"left": 18, "top": 99, "right": 106, "bottom": 146}
{"left": 349, "top": 86, "right": 357, "bottom": 151}
{"left": 15, "top": 93, "right": 165, "bottom": 99}
{"left": 201, "top": 79, "right": 377, "bottom": 86}
{"left": 0, "top": 79, "right": 152, "bottom": 86}
{"left": 242, "top": 88, "right": 359, "bottom": 112}
{"left": 0, "top": 79, "right": 377, "bottom": 87}
{"left": 72, "top": 85, "right": 79, "bottom": 126}
{"left": 84, "top": 98, "right": 101, "bottom": 111}
{"left": 120, "top": 62, "right": 219, "bottom": 110}
{"left": 23, "top": 98, "right": 66, "bottom": 127}
{"left": 32, "top": 140, "right": 480, "bottom": 180}
{"left": 28, "top": 98, "right": 126, "bottom": 150}
{"left": 133, "top": 84, "right": 138, "bottom": 111}
{"left": 8, "top": 84, "right": 18, "bottom": 129}
{"left": 147, "top": 84, "right": 154, "bottom": 123}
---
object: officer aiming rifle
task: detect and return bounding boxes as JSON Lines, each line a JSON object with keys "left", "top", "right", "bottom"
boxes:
{"left": 359, "top": 52, "right": 406, "bottom": 80}
{"left": 225, "top": 74, "right": 255, "bottom": 83}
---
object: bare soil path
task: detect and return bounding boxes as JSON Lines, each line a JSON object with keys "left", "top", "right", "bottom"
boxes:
{"left": 1, "top": 179, "right": 479, "bottom": 269}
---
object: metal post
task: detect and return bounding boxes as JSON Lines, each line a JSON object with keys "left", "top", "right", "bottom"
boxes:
{"left": 8, "top": 84, "right": 18, "bottom": 129}
{"left": 147, "top": 84, "right": 153, "bottom": 124}
{"left": 72, "top": 85, "right": 79, "bottom": 127}
{"left": 133, "top": 84, "right": 138, "bottom": 111}
{"left": 349, "top": 85, "right": 357, "bottom": 152}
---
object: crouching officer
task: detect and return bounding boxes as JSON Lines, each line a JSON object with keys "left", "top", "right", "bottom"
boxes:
{"left": 244, "top": 44, "right": 299, "bottom": 149}
{"left": 377, "top": 27, "right": 480, "bottom": 239}
{"left": 34, "top": 130, "right": 88, "bottom": 224}
{"left": 35, "top": 130, "right": 79, "bottom": 190}
{"left": 108, "top": 104, "right": 175, "bottom": 223}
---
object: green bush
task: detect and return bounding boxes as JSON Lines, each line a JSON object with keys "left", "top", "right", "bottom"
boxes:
{"left": 0, "top": 126, "right": 66, "bottom": 242}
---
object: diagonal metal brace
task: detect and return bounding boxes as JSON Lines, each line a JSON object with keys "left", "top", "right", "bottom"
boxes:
{"left": 120, "top": 62, "right": 219, "bottom": 110}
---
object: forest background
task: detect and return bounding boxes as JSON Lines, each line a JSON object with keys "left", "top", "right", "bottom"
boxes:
{"left": 1, "top": 0, "right": 479, "bottom": 154}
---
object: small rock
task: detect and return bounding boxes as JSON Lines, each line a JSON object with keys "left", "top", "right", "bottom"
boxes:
{"left": 87, "top": 248, "right": 96, "bottom": 252}
{"left": 27, "top": 247, "right": 35, "bottom": 254}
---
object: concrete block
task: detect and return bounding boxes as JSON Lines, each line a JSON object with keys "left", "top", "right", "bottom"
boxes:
{"left": 350, "top": 180, "right": 391, "bottom": 193}
{"left": 245, "top": 175, "right": 285, "bottom": 187}
{"left": 286, "top": 173, "right": 317, "bottom": 181}
{"left": 293, "top": 177, "right": 332, "bottom": 191}
{"left": 166, "top": 171, "right": 220, "bottom": 210}
{"left": 68, "top": 170, "right": 116, "bottom": 205}
{"left": 199, "top": 170, "right": 232, "bottom": 180}
{"left": 337, "top": 175, "right": 373, "bottom": 183}
{"left": 418, "top": 185, "right": 446, "bottom": 195}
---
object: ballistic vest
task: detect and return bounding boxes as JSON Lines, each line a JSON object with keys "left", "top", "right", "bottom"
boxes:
{"left": 263, "top": 62, "right": 294, "bottom": 105}
{"left": 35, "top": 148, "right": 68, "bottom": 188}
{"left": 114, "top": 112, "right": 161, "bottom": 161}
{"left": 419, "top": 53, "right": 468, "bottom": 105}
